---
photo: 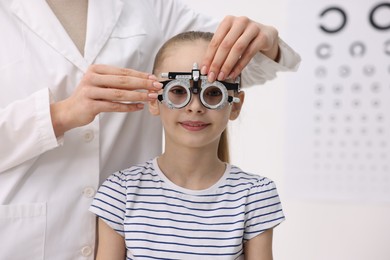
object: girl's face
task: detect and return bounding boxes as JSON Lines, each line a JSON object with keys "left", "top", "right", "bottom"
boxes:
{"left": 150, "top": 40, "right": 244, "bottom": 150}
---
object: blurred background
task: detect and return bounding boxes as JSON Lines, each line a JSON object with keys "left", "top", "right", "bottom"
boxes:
{"left": 181, "top": 0, "right": 390, "bottom": 259}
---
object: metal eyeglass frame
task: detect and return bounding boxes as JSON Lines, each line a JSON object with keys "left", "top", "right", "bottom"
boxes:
{"left": 157, "top": 63, "right": 241, "bottom": 110}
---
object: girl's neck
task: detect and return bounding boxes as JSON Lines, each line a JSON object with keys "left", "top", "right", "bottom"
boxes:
{"left": 157, "top": 145, "right": 226, "bottom": 190}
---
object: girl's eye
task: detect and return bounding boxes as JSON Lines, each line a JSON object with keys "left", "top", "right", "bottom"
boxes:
{"left": 170, "top": 86, "right": 187, "bottom": 95}
{"left": 205, "top": 87, "right": 222, "bottom": 97}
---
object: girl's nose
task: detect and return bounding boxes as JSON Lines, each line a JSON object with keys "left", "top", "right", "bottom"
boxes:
{"left": 186, "top": 93, "right": 205, "bottom": 113}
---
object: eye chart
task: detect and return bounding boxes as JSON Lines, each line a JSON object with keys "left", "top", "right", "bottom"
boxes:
{"left": 284, "top": 1, "right": 390, "bottom": 202}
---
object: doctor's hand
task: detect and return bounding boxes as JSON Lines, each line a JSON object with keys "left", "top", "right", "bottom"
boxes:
{"left": 50, "top": 64, "right": 162, "bottom": 137}
{"left": 201, "top": 15, "right": 280, "bottom": 82}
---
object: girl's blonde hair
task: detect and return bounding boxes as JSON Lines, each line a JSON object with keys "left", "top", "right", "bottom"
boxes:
{"left": 153, "top": 31, "right": 230, "bottom": 163}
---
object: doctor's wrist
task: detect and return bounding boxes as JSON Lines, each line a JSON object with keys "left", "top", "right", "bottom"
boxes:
{"left": 50, "top": 101, "right": 72, "bottom": 138}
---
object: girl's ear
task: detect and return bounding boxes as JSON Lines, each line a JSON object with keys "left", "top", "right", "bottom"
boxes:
{"left": 148, "top": 93, "right": 160, "bottom": 116}
{"left": 229, "top": 91, "right": 245, "bottom": 120}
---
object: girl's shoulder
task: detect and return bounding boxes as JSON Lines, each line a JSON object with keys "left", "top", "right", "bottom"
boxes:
{"left": 117, "top": 159, "right": 155, "bottom": 176}
{"left": 105, "top": 159, "right": 160, "bottom": 187}
{"left": 224, "top": 164, "right": 279, "bottom": 197}
{"left": 228, "top": 164, "right": 274, "bottom": 186}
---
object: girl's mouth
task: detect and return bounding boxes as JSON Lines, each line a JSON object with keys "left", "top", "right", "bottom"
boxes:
{"left": 180, "top": 121, "right": 210, "bottom": 131}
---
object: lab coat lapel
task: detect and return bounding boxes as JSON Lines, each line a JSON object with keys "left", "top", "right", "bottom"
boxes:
{"left": 10, "top": 0, "right": 89, "bottom": 71}
{"left": 84, "top": 0, "right": 124, "bottom": 66}
{"left": 10, "top": 0, "right": 125, "bottom": 72}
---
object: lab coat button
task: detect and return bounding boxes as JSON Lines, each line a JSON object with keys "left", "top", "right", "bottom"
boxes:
{"left": 81, "top": 246, "right": 93, "bottom": 256}
{"left": 83, "top": 187, "right": 96, "bottom": 198}
{"left": 83, "top": 130, "right": 94, "bottom": 142}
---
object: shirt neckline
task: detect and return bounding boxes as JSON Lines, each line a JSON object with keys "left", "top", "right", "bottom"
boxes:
{"left": 152, "top": 157, "right": 231, "bottom": 195}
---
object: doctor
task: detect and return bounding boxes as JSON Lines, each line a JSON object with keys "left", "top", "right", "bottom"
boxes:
{"left": 0, "top": 0, "right": 300, "bottom": 259}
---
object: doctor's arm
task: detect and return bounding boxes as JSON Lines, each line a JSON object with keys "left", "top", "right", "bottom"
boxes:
{"left": 0, "top": 88, "right": 59, "bottom": 173}
{"left": 96, "top": 218, "right": 126, "bottom": 260}
{"left": 0, "top": 65, "right": 162, "bottom": 173}
{"left": 151, "top": 0, "right": 300, "bottom": 86}
{"left": 244, "top": 228, "right": 274, "bottom": 260}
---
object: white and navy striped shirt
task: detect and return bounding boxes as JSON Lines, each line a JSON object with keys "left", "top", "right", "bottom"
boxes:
{"left": 90, "top": 158, "right": 284, "bottom": 260}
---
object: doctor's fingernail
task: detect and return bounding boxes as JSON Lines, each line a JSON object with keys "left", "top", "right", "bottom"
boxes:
{"left": 148, "top": 93, "right": 158, "bottom": 99}
{"left": 217, "top": 72, "right": 225, "bottom": 81}
{"left": 208, "top": 72, "right": 216, "bottom": 82}
{"left": 148, "top": 74, "right": 157, "bottom": 80}
{"left": 201, "top": 66, "right": 207, "bottom": 75}
{"left": 153, "top": 82, "right": 163, "bottom": 89}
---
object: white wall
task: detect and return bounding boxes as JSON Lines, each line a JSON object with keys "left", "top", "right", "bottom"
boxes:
{"left": 180, "top": 0, "right": 390, "bottom": 259}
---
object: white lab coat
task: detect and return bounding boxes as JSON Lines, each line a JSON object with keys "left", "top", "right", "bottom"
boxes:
{"left": 0, "top": 0, "right": 300, "bottom": 259}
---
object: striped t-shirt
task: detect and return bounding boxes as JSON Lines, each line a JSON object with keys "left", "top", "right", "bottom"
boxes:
{"left": 90, "top": 158, "right": 284, "bottom": 259}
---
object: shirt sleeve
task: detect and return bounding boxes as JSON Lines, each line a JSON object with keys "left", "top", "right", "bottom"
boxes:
{"left": 0, "top": 88, "right": 61, "bottom": 173}
{"left": 244, "top": 177, "right": 285, "bottom": 241}
{"left": 241, "top": 38, "right": 301, "bottom": 88}
{"left": 89, "top": 171, "right": 128, "bottom": 237}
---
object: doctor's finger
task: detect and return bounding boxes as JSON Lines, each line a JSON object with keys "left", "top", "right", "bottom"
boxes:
{"left": 207, "top": 29, "right": 244, "bottom": 80}
{"left": 89, "top": 64, "right": 151, "bottom": 79}
{"left": 85, "top": 73, "right": 162, "bottom": 91}
{"left": 219, "top": 24, "right": 262, "bottom": 79}
{"left": 215, "top": 22, "right": 260, "bottom": 80}
{"left": 203, "top": 16, "right": 251, "bottom": 81}
{"left": 93, "top": 100, "right": 145, "bottom": 113}
{"left": 201, "top": 16, "right": 234, "bottom": 75}
{"left": 227, "top": 36, "right": 263, "bottom": 80}
{"left": 89, "top": 87, "right": 157, "bottom": 103}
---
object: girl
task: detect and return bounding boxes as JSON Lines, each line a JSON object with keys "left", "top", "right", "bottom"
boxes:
{"left": 90, "top": 31, "right": 284, "bottom": 260}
